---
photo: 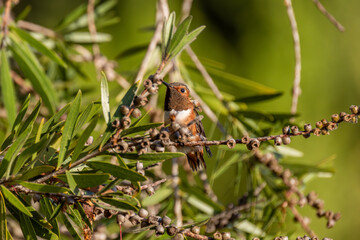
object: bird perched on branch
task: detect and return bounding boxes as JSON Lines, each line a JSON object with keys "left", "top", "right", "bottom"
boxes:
{"left": 162, "top": 81, "right": 212, "bottom": 171}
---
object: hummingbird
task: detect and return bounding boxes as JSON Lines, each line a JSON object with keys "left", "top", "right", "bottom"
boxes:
{"left": 162, "top": 81, "right": 212, "bottom": 171}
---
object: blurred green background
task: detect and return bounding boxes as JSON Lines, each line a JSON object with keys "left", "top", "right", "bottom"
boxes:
{"left": 11, "top": 0, "right": 360, "bottom": 238}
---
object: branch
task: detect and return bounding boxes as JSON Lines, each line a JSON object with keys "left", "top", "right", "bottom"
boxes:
{"left": 312, "top": 0, "right": 345, "bottom": 32}
{"left": 0, "top": 0, "right": 13, "bottom": 49}
{"left": 284, "top": 0, "right": 302, "bottom": 119}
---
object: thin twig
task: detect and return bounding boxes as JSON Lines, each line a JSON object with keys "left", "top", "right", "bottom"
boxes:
{"left": 34, "top": 143, "right": 112, "bottom": 184}
{"left": 0, "top": 0, "right": 12, "bottom": 49}
{"left": 284, "top": 0, "right": 302, "bottom": 119}
{"left": 172, "top": 158, "right": 183, "bottom": 227}
{"left": 288, "top": 203, "right": 316, "bottom": 238}
{"left": 180, "top": 0, "right": 193, "bottom": 21}
{"left": 182, "top": 230, "right": 213, "bottom": 240}
{"left": 17, "top": 20, "right": 58, "bottom": 38}
{"left": 312, "top": 0, "right": 345, "bottom": 32}
{"left": 199, "top": 169, "right": 218, "bottom": 202}
{"left": 133, "top": 1, "right": 164, "bottom": 88}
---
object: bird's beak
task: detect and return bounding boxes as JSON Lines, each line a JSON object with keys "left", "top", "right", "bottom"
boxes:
{"left": 162, "top": 80, "right": 170, "bottom": 88}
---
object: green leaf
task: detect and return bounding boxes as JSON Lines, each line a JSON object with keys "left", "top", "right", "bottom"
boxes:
{"left": 0, "top": 185, "right": 32, "bottom": 217}
{"left": 11, "top": 26, "right": 67, "bottom": 67}
{"left": 16, "top": 181, "right": 70, "bottom": 193}
{"left": 71, "top": 116, "right": 98, "bottom": 163}
{"left": 18, "top": 165, "right": 55, "bottom": 181}
{"left": 55, "top": 1, "right": 88, "bottom": 31}
{"left": 234, "top": 92, "right": 283, "bottom": 103}
{"left": 57, "top": 173, "right": 109, "bottom": 188}
{"left": 87, "top": 161, "right": 146, "bottom": 182}
{"left": 211, "top": 153, "right": 244, "bottom": 181}
{"left": 60, "top": 213, "right": 81, "bottom": 240}
{"left": 73, "top": 101, "right": 100, "bottom": 136}
{"left": 0, "top": 124, "right": 33, "bottom": 178}
{"left": 65, "top": 171, "right": 77, "bottom": 193}
{"left": 99, "top": 197, "right": 138, "bottom": 211}
{"left": 162, "top": 12, "right": 175, "bottom": 57}
{"left": 49, "top": 202, "right": 65, "bottom": 222}
{"left": 0, "top": 192, "right": 7, "bottom": 240}
{"left": 167, "top": 16, "right": 193, "bottom": 58}
{"left": 100, "top": 72, "right": 111, "bottom": 124}
{"left": 64, "top": 32, "right": 111, "bottom": 43}
{"left": 120, "top": 152, "right": 185, "bottom": 161}
{"left": 121, "top": 122, "right": 163, "bottom": 136}
{"left": 40, "top": 197, "right": 60, "bottom": 236}
{"left": 57, "top": 90, "right": 81, "bottom": 169}
{"left": 0, "top": 49, "right": 16, "bottom": 127}
{"left": 74, "top": 202, "right": 93, "bottom": 231}
{"left": 9, "top": 33, "right": 57, "bottom": 114}
{"left": 42, "top": 103, "right": 70, "bottom": 133}
{"left": 17, "top": 100, "right": 40, "bottom": 137}
{"left": 100, "top": 82, "right": 138, "bottom": 149}
{"left": 171, "top": 25, "right": 205, "bottom": 59}
{"left": 115, "top": 43, "right": 149, "bottom": 59}
{"left": 19, "top": 212, "right": 37, "bottom": 240}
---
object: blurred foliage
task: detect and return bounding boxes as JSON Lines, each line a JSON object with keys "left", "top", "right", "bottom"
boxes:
{"left": 0, "top": 0, "right": 359, "bottom": 239}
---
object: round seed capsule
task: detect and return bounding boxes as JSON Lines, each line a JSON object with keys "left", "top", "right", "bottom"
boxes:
{"left": 121, "top": 117, "right": 131, "bottom": 129}
{"left": 155, "top": 225, "right": 165, "bottom": 235}
{"left": 282, "top": 136, "right": 291, "bottom": 145}
{"left": 166, "top": 224, "right": 178, "bottom": 236}
{"left": 227, "top": 139, "right": 236, "bottom": 149}
{"left": 131, "top": 108, "right": 142, "bottom": 118}
{"left": 120, "top": 105, "right": 130, "bottom": 115}
{"left": 162, "top": 216, "right": 171, "bottom": 226}
{"left": 191, "top": 226, "right": 200, "bottom": 234}
{"left": 138, "top": 208, "right": 148, "bottom": 218}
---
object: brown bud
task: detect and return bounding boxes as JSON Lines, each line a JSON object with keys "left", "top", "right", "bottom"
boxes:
{"left": 249, "top": 139, "right": 260, "bottom": 149}
{"left": 291, "top": 126, "right": 299, "bottom": 134}
{"left": 162, "top": 216, "right": 171, "bottom": 226}
{"left": 173, "top": 233, "right": 184, "bottom": 240}
{"left": 138, "top": 208, "right": 148, "bottom": 218}
{"left": 327, "top": 122, "right": 337, "bottom": 131}
{"left": 141, "top": 138, "right": 150, "bottom": 148}
{"left": 148, "top": 215, "right": 160, "bottom": 225}
{"left": 274, "top": 136, "right": 282, "bottom": 146}
{"left": 313, "top": 128, "right": 321, "bottom": 136}
{"left": 191, "top": 226, "right": 200, "bottom": 234}
{"left": 131, "top": 108, "right": 142, "bottom": 118}
{"left": 116, "top": 214, "right": 126, "bottom": 224}
{"left": 128, "top": 145, "right": 136, "bottom": 152}
{"left": 213, "top": 231, "right": 222, "bottom": 240}
{"left": 155, "top": 224, "right": 165, "bottom": 235}
{"left": 146, "top": 186, "right": 155, "bottom": 196}
{"left": 155, "top": 143, "right": 165, "bottom": 152}
{"left": 321, "top": 129, "right": 329, "bottom": 135}
{"left": 227, "top": 139, "right": 236, "bottom": 148}
{"left": 333, "top": 212, "right": 341, "bottom": 221}
{"left": 352, "top": 116, "right": 358, "bottom": 124}
{"left": 120, "top": 105, "right": 130, "bottom": 115}
{"left": 134, "top": 96, "right": 148, "bottom": 107}
{"left": 148, "top": 86, "right": 158, "bottom": 95}
{"left": 222, "top": 232, "right": 231, "bottom": 240}
{"left": 339, "top": 112, "right": 347, "bottom": 118}
{"left": 143, "top": 78, "right": 152, "bottom": 89}
{"left": 331, "top": 114, "right": 340, "bottom": 123}
{"left": 167, "top": 224, "right": 178, "bottom": 236}
{"left": 316, "top": 121, "right": 323, "bottom": 129}
{"left": 116, "top": 140, "right": 128, "bottom": 153}
{"left": 104, "top": 210, "right": 112, "bottom": 218}
{"left": 321, "top": 119, "right": 328, "bottom": 126}
{"left": 112, "top": 119, "right": 120, "bottom": 128}
{"left": 149, "top": 128, "right": 160, "bottom": 140}
{"left": 350, "top": 105, "right": 358, "bottom": 114}
{"left": 282, "top": 136, "right": 291, "bottom": 145}
{"left": 304, "top": 123, "right": 312, "bottom": 132}
{"left": 136, "top": 161, "right": 144, "bottom": 171}
{"left": 121, "top": 116, "right": 131, "bottom": 129}
{"left": 129, "top": 215, "right": 141, "bottom": 225}
{"left": 282, "top": 126, "right": 290, "bottom": 135}
{"left": 94, "top": 207, "right": 103, "bottom": 215}
{"left": 153, "top": 74, "right": 163, "bottom": 85}
{"left": 241, "top": 135, "right": 250, "bottom": 144}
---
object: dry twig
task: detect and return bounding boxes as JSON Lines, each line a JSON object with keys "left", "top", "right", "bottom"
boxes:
{"left": 312, "top": 0, "right": 345, "bottom": 32}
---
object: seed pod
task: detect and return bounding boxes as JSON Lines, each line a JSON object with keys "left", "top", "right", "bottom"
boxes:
{"left": 138, "top": 208, "right": 148, "bottom": 218}
{"left": 333, "top": 212, "right": 341, "bottom": 221}
{"left": 33, "top": 194, "right": 41, "bottom": 202}
{"left": 155, "top": 143, "right": 165, "bottom": 152}
{"left": 304, "top": 123, "right": 312, "bottom": 132}
{"left": 313, "top": 128, "right": 321, "bottom": 136}
{"left": 121, "top": 116, "right": 131, "bottom": 129}
{"left": 104, "top": 210, "right": 112, "bottom": 218}
{"left": 249, "top": 139, "right": 260, "bottom": 149}
{"left": 146, "top": 186, "right": 155, "bottom": 196}
{"left": 141, "top": 138, "right": 150, "bottom": 148}
{"left": 94, "top": 207, "right": 103, "bottom": 215}
{"left": 148, "top": 215, "right": 160, "bottom": 225}
{"left": 222, "top": 232, "right": 232, "bottom": 240}
{"left": 291, "top": 126, "right": 299, "bottom": 134}
{"left": 131, "top": 108, "right": 142, "bottom": 118}
{"left": 227, "top": 139, "right": 236, "bottom": 149}
{"left": 213, "top": 231, "right": 222, "bottom": 240}
{"left": 148, "top": 86, "right": 158, "bottom": 95}
{"left": 327, "top": 122, "right": 337, "bottom": 131}
{"left": 331, "top": 114, "right": 340, "bottom": 123}
{"left": 116, "top": 140, "right": 128, "bottom": 153}
{"left": 116, "top": 214, "right": 126, "bottom": 224}
{"left": 298, "top": 197, "right": 307, "bottom": 207}
{"left": 134, "top": 96, "right": 148, "bottom": 107}
{"left": 128, "top": 145, "right": 136, "bottom": 152}
{"left": 321, "top": 129, "right": 329, "bottom": 135}
{"left": 143, "top": 78, "right": 152, "bottom": 89}
{"left": 149, "top": 128, "right": 160, "bottom": 139}
{"left": 136, "top": 161, "right": 144, "bottom": 171}
{"left": 167, "top": 224, "right": 178, "bottom": 236}
{"left": 339, "top": 111, "right": 347, "bottom": 118}
{"left": 120, "top": 105, "right": 130, "bottom": 115}
{"left": 85, "top": 136, "right": 94, "bottom": 146}
{"left": 153, "top": 74, "right": 163, "bottom": 85}
{"left": 315, "top": 121, "right": 323, "bottom": 129}
{"left": 162, "top": 215, "right": 171, "bottom": 226}
{"left": 282, "top": 136, "right": 291, "bottom": 145}
{"left": 155, "top": 224, "right": 165, "bottom": 235}
{"left": 274, "top": 136, "right": 282, "bottom": 146}
{"left": 173, "top": 233, "right": 184, "bottom": 240}
{"left": 350, "top": 105, "right": 359, "bottom": 114}
{"left": 112, "top": 119, "right": 120, "bottom": 128}
{"left": 160, "top": 130, "right": 170, "bottom": 143}
{"left": 352, "top": 116, "right": 358, "bottom": 124}
{"left": 241, "top": 135, "right": 250, "bottom": 144}
{"left": 191, "top": 226, "right": 200, "bottom": 234}
{"left": 282, "top": 126, "right": 290, "bottom": 135}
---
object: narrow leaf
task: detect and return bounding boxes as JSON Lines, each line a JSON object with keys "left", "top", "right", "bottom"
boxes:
{"left": 71, "top": 116, "right": 98, "bottom": 163}
{"left": 167, "top": 16, "right": 193, "bottom": 57}
{"left": 0, "top": 49, "right": 16, "bottom": 127}
{"left": 0, "top": 185, "right": 32, "bottom": 217}
{"left": 74, "top": 202, "right": 93, "bottom": 231}
{"left": 65, "top": 171, "right": 77, "bottom": 193}
{"left": 57, "top": 173, "right": 109, "bottom": 188}
{"left": 17, "top": 99, "right": 40, "bottom": 137}
{"left": 0, "top": 124, "right": 33, "bottom": 178}
{"left": 12, "top": 26, "right": 67, "bottom": 67}
{"left": 87, "top": 161, "right": 146, "bottom": 182}
{"left": 234, "top": 92, "right": 283, "bottom": 103}
{"left": 42, "top": 103, "right": 70, "bottom": 133}
{"left": 121, "top": 122, "right": 162, "bottom": 136}
{"left": 18, "top": 165, "right": 55, "bottom": 181}
{"left": 58, "top": 90, "right": 81, "bottom": 169}
{"left": 60, "top": 213, "right": 81, "bottom": 240}
{"left": 162, "top": 12, "right": 176, "bottom": 57}
{"left": 16, "top": 181, "right": 70, "bottom": 193}
{"left": 49, "top": 202, "right": 65, "bottom": 222}
{"left": 170, "top": 25, "right": 205, "bottom": 59}
{"left": 0, "top": 192, "right": 7, "bottom": 240}
{"left": 100, "top": 72, "right": 111, "bottom": 123}
{"left": 99, "top": 197, "right": 138, "bottom": 211}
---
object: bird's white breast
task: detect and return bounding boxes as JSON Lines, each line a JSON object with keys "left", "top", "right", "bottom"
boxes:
{"left": 164, "top": 109, "right": 192, "bottom": 125}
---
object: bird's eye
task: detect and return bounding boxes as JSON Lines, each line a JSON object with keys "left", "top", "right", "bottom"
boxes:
{"left": 180, "top": 88, "right": 186, "bottom": 93}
